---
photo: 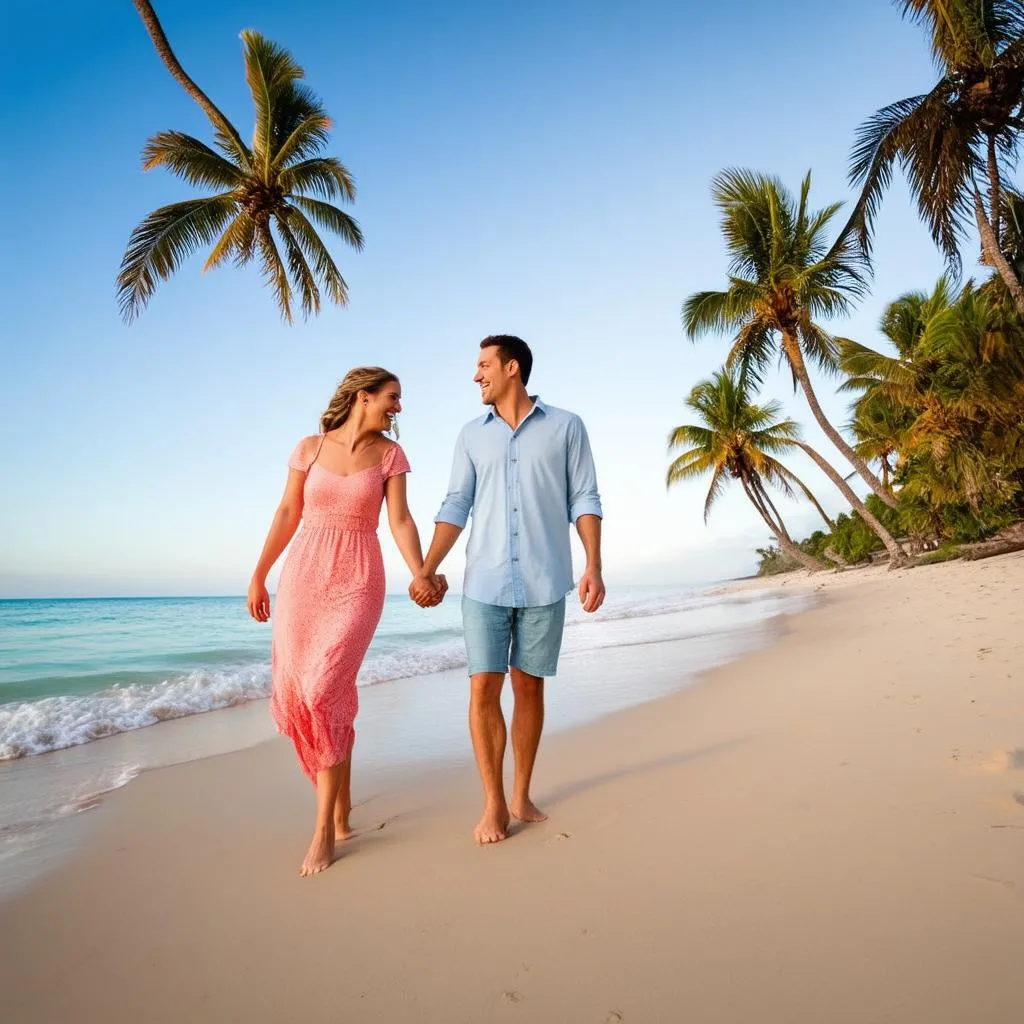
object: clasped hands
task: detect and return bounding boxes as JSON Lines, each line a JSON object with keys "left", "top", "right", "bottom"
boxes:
{"left": 409, "top": 571, "right": 448, "bottom": 608}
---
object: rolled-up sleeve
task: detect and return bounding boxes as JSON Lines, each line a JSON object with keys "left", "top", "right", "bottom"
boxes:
{"left": 566, "top": 415, "right": 603, "bottom": 522}
{"left": 435, "top": 427, "right": 476, "bottom": 527}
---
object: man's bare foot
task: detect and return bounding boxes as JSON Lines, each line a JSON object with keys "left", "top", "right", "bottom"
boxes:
{"left": 510, "top": 797, "right": 548, "bottom": 823}
{"left": 334, "top": 817, "right": 354, "bottom": 842}
{"left": 473, "top": 807, "right": 510, "bottom": 845}
{"left": 300, "top": 826, "right": 335, "bottom": 876}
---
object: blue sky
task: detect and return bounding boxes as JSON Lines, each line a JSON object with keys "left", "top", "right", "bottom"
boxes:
{"left": 0, "top": 0, "right": 959, "bottom": 597}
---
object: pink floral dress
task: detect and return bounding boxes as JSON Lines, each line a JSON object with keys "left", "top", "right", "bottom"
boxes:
{"left": 270, "top": 436, "right": 410, "bottom": 781}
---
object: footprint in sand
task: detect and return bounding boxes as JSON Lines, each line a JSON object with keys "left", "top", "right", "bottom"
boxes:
{"left": 605, "top": 1012, "right": 624, "bottom": 1023}
{"left": 553, "top": 831, "right": 573, "bottom": 841}
{"left": 502, "top": 990, "right": 522, "bottom": 1004}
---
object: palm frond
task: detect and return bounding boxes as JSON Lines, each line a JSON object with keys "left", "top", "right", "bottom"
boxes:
{"left": 204, "top": 214, "right": 257, "bottom": 271}
{"left": 897, "top": 0, "right": 1016, "bottom": 65}
{"left": 798, "top": 322, "right": 841, "bottom": 375}
{"left": 241, "top": 30, "right": 304, "bottom": 176}
{"left": 702, "top": 464, "right": 729, "bottom": 522}
{"left": 273, "top": 112, "right": 331, "bottom": 171}
{"left": 838, "top": 337, "right": 917, "bottom": 386}
{"left": 255, "top": 220, "right": 293, "bottom": 323}
{"left": 280, "top": 157, "right": 357, "bottom": 201}
{"left": 142, "top": 131, "right": 245, "bottom": 189}
{"left": 845, "top": 92, "right": 932, "bottom": 257}
{"left": 711, "top": 168, "right": 790, "bottom": 280}
{"left": 666, "top": 449, "right": 717, "bottom": 487}
{"left": 667, "top": 423, "right": 716, "bottom": 452}
{"left": 117, "top": 194, "right": 238, "bottom": 322}
{"left": 682, "top": 288, "right": 753, "bottom": 338}
{"left": 290, "top": 195, "right": 364, "bottom": 250}
{"left": 284, "top": 205, "right": 352, "bottom": 306}
{"left": 276, "top": 215, "right": 320, "bottom": 318}
{"left": 270, "top": 84, "right": 331, "bottom": 169}
{"left": 726, "top": 317, "right": 776, "bottom": 382}
{"left": 209, "top": 124, "right": 253, "bottom": 170}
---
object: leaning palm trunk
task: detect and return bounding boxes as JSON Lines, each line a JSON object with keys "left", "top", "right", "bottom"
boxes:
{"left": 781, "top": 329, "right": 897, "bottom": 508}
{"left": 752, "top": 478, "right": 838, "bottom": 561}
{"left": 132, "top": 0, "right": 249, "bottom": 162}
{"left": 741, "top": 479, "right": 827, "bottom": 572}
{"left": 974, "top": 189, "right": 1024, "bottom": 317}
{"left": 795, "top": 441, "right": 906, "bottom": 567}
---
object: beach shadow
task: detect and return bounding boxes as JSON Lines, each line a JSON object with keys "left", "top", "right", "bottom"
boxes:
{"left": 540, "top": 739, "right": 741, "bottom": 811}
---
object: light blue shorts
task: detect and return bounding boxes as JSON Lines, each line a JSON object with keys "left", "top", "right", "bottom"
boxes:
{"left": 462, "top": 596, "right": 567, "bottom": 678}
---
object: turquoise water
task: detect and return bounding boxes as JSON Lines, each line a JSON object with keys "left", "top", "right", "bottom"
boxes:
{"left": 0, "top": 587, "right": 721, "bottom": 761}
{"left": 0, "top": 595, "right": 464, "bottom": 703}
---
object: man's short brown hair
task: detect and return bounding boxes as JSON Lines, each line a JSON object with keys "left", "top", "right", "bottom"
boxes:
{"left": 480, "top": 335, "right": 533, "bottom": 386}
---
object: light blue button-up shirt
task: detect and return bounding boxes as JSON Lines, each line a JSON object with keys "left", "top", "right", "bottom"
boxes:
{"left": 435, "top": 398, "right": 603, "bottom": 608}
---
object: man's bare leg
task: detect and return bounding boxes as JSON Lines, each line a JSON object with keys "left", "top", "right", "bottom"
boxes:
{"left": 301, "top": 761, "right": 345, "bottom": 876}
{"left": 469, "top": 672, "right": 510, "bottom": 844}
{"left": 332, "top": 756, "right": 353, "bottom": 840}
{"left": 509, "top": 667, "right": 548, "bottom": 822}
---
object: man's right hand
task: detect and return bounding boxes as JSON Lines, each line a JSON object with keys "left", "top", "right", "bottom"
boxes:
{"left": 409, "top": 573, "right": 448, "bottom": 608}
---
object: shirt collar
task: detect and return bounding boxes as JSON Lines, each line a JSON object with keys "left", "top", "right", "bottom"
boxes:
{"left": 483, "top": 396, "right": 546, "bottom": 424}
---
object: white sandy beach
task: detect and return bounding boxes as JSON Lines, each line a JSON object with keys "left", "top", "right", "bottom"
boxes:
{"left": 1, "top": 552, "right": 1023, "bottom": 1023}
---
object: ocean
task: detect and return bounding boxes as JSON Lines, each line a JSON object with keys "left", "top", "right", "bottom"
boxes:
{"left": 0, "top": 584, "right": 810, "bottom": 897}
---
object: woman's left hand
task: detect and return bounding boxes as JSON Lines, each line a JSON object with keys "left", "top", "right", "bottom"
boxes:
{"left": 247, "top": 579, "right": 271, "bottom": 622}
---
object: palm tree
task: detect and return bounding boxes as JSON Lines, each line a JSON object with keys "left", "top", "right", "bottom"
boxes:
{"left": 666, "top": 369, "right": 831, "bottom": 572}
{"left": 683, "top": 169, "right": 899, "bottom": 511}
{"left": 119, "top": 2, "right": 362, "bottom": 323}
{"left": 840, "top": 278, "right": 1024, "bottom": 513}
{"left": 845, "top": 0, "right": 1024, "bottom": 315}
{"left": 847, "top": 400, "right": 908, "bottom": 494}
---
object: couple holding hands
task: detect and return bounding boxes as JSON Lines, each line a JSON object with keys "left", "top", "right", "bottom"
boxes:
{"left": 247, "top": 335, "right": 604, "bottom": 875}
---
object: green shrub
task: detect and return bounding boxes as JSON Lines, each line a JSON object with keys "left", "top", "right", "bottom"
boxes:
{"left": 826, "top": 512, "right": 883, "bottom": 564}
{"left": 755, "top": 544, "right": 800, "bottom": 576}
{"left": 941, "top": 502, "right": 1017, "bottom": 543}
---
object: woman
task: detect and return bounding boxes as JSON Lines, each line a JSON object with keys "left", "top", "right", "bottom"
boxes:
{"left": 247, "top": 367, "right": 445, "bottom": 876}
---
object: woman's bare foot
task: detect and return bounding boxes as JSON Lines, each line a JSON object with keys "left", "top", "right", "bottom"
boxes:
{"left": 510, "top": 797, "right": 548, "bottom": 823}
{"left": 334, "top": 816, "right": 354, "bottom": 842}
{"left": 300, "top": 825, "right": 336, "bottom": 876}
{"left": 473, "top": 806, "right": 511, "bottom": 845}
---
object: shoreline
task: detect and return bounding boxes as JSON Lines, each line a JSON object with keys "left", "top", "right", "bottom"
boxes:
{"left": 0, "top": 585, "right": 806, "bottom": 900}
{"left": 2, "top": 553, "right": 1023, "bottom": 1022}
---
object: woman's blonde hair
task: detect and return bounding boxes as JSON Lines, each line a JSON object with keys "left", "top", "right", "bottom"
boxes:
{"left": 320, "top": 367, "right": 399, "bottom": 434}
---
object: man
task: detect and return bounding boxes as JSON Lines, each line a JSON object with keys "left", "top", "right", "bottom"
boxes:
{"left": 411, "top": 335, "right": 605, "bottom": 844}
